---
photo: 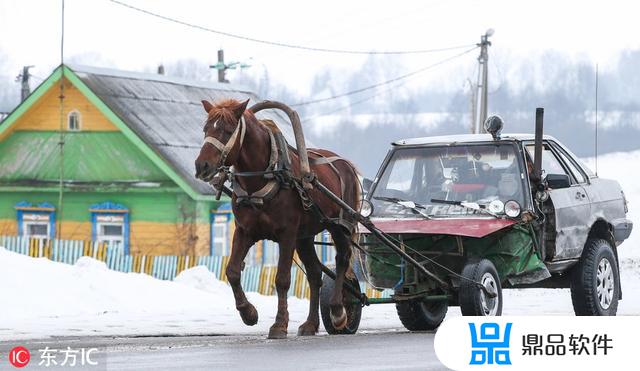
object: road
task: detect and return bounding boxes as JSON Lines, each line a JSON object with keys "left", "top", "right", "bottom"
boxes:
{"left": 0, "top": 330, "right": 446, "bottom": 370}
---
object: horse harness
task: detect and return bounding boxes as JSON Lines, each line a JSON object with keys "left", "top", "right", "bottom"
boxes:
{"left": 203, "top": 116, "right": 355, "bottom": 231}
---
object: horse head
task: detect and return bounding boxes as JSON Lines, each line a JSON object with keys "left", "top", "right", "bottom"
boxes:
{"left": 195, "top": 98, "right": 250, "bottom": 181}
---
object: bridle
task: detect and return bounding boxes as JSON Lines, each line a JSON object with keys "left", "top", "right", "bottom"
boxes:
{"left": 203, "top": 115, "right": 246, "bottom": 170}
{"left": 202, "top": 114, "right": 284, "bottom": 204}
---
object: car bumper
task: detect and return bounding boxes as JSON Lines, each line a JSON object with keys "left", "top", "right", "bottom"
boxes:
{"left": 612, "top": 218, "right": 633, "bottom": 242}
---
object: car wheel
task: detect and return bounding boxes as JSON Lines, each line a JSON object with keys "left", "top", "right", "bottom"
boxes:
{"left": 396, "top": 299, "right": 447, "bottom": 331}
{"left": 320, "top": 272, "right": 362, "bottom": 334}
{"left": 570, "top": 238, "right": 620, "bottom": 316}
{"left": 459, "top": 259, "right": 503, "bottom": 316}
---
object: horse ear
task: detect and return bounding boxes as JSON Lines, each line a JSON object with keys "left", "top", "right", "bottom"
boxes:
{"left": 201, "top": 100, "right": 214, "bottom": 113}
{"left": 233, "top": 99, "right": 250, "bottom": 120}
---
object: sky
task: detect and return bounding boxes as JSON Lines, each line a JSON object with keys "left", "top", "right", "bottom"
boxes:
{"left": 1, "top": 0, "right": 640, "bottom": 95}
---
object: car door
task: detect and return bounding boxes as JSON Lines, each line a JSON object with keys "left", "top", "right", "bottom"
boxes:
{"left": 525, "top": 141, "right": 591, "bottom": 260}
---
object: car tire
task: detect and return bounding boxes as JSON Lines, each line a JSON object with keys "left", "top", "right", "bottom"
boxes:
{"left": 459, "top": 259, "right": 503, "bottom": 316}
{"left": 570, "top": 238, "right": 620, "bottom": 316}
{"left": 320, "top": 272, "right": 362, "bottom": 334}
{"left": 396, "top": 300, "right": 447, "bottom": 331}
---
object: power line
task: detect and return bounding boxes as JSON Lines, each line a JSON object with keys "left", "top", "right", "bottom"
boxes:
{"left": 292, "top": 46, "right": 479, "bottom": 107}
{"left": 107, "top": 0, "right": 475, "bottom": 55}
{"left": 302, "top": 78, "right": 408, "bottom": 123}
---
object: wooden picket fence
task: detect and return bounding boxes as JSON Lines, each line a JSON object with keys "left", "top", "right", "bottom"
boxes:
{"left": 0, "top": 235, "right": 391, "bottom": 299}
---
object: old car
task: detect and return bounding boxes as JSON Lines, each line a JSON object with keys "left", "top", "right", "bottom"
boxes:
{"left": 347, "top": 112, "right": 634, "bottom": 331}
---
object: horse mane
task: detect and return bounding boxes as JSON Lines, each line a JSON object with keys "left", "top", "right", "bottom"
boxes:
{"left": 208, "top": 98, "right": 257, "bottom": 122}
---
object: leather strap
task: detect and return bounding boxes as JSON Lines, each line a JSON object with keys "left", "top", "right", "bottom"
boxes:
{"left": 203, "top": 116, "right": 246, "bottom": 167}
{"left": 234, "top": 179, "right": 280, "bottom": 206}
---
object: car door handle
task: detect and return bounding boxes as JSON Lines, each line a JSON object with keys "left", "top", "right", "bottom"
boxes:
{"left": 575, "top": 191, "right": 586, "bottom": 200}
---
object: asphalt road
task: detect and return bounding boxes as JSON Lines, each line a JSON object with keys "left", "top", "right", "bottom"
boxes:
{"left": 0, "top": 330, "right": 446, "bottom": 371}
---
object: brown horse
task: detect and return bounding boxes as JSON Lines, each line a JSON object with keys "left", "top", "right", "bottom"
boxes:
{"left": 194, "top": 98, "right": 360, "bottom": 339}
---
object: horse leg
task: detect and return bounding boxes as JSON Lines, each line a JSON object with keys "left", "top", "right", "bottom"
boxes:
{"left": 226, "top": 228, "right": 258, "bottom": 326}
{"left": 295, "top": 237, "right": 322, "bottom": 336}
{"left": 268, "top": 235, "right": 296, "bottom": 339}
{"left": 328, "top": 227, "right": 353, "bottom": 330}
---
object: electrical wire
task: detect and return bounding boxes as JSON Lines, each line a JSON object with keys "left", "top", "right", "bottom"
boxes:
{"left": 302, "top": 79, "right": 408, "bottom": 123}
{"left": 107, "top": 0, "right": 475, "bottom": 56}
{"left": 292, "top": 46, "right": 479, "bottom": 107}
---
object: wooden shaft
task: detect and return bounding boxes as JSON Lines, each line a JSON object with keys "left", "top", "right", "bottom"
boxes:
{"left": 249, "top": 101, "right": 312, "bottom": 186}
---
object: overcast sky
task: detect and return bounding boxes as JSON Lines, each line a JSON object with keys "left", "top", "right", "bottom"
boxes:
{"left": 1, "top": 0, "right": 639, "bottom": 95}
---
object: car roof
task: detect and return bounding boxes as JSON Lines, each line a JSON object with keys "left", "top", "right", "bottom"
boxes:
{"left": 393, "top": 133, "right": 558, "bottom": 146}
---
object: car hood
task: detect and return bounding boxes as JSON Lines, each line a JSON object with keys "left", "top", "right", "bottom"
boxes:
{"left": 361, "top": 218, "right": 516, "bottom": 238}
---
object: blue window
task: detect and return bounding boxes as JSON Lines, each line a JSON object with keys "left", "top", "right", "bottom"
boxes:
{"left": 89, "top": 202, "right": 129, "bottom": 254}
{"left": 211, "top": 203, "right": 232, "bottom": 256}
{"left": 15, "top": 201, "right": 56, "bottom": 239}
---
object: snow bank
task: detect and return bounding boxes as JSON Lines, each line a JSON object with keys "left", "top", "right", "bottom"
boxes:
{"left": 0, "top": 248, "right": 399, "bottom": 341}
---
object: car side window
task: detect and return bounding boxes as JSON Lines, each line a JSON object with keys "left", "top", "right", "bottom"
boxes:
{"left": 525, "top": 143, "right": 569, "bottom": 178}
{"left": 553, "top": 145, "right": 586, "bottom": 184}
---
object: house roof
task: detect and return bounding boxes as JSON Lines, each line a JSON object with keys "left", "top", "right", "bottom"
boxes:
{"left": 68, "top": 64, "right": 298, "bottom": 196}
{"left": 0, "top": 64, "right": 301, "bottom": 199}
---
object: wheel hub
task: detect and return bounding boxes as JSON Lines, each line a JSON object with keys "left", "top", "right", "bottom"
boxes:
{"left": 596, "top": 258, "right": 615, "bottom": 310}
{"left": 479, "top": 272, "right": 499, "bottom": 316}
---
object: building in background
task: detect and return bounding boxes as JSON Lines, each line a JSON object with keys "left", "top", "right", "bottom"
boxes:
{"left": 0, "top": 64, "right": 293, "bottom": 256}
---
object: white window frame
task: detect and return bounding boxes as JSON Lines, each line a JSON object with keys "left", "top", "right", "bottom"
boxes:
{"left": 212, "top": 218, "right": 229, "bottom": 256}
{"left": 95, "top": 214, "right": 125, "bottom": 248}
{"left": 96, "top": 221, "right": 125, "bottom": 247}
{"left": 67, "top": 110, "right": 81, "bottom": 131}
{"left": 23, "top": 220, "right": 50, "bottom": 239}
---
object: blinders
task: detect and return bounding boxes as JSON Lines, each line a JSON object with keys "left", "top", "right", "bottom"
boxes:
{"left": 203, "top": 115, "right": 246, "bottom": 170}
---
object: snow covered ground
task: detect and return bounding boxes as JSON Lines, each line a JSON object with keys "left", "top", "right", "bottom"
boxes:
{"left": 0, "top": 249, "right": 399, "bottom": 341}
{"left": 0, "top": 150, "right": 638, "bottom": 341}
{"left": 0, "top": 247, "right": 638, "bottom": 342}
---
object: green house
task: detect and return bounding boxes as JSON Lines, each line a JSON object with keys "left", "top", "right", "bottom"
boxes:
{"left": 0, "top": 64, "right": 289, "bottom": 256}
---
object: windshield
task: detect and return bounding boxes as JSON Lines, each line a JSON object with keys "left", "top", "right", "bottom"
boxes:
{"left": 370, "top": 143, "right": 526, "bottom": 218}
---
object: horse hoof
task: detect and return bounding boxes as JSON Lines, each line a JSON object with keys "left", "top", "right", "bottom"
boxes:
{"left": 237, "top": 303, "right": 259, "bottom": 326}
{"left": 331, "top": 307, "right": 347, "bottom": 330}
{"left": 268, "top": 327, "right": 288, "bottom": 339}
{"left": 297, "top": 322, "right": 318, "bottom": 336}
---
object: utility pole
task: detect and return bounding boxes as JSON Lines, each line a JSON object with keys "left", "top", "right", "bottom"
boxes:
{"left": 209, "top": 49, "right": 251, "bottom": 83}
{"left": 16, "top": 65, "right": 35, "bottom": 102}
{"left": 467, "top": 78, "right": 477, "bottom": 134}
{"left": 473, "top": 29, "right": 494, "bottom": 134}
{"left": 216, "top": 49, "right": 228, "bottom": 83}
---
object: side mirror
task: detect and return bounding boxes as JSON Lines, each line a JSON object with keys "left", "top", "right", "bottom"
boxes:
{"left": 546, "top": 174, "right": 571, "bottom": 189}
{"left": 362, "top": 178, "right": 373, "bottom": 194}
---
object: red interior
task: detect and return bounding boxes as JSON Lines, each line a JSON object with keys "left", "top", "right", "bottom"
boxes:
{"left": 450, "top": 183, "right": 486, "bottom": 193}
